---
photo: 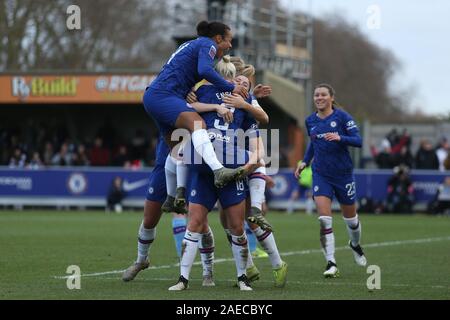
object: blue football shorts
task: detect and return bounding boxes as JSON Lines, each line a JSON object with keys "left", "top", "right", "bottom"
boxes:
{"left": 145, "top": 164, "right": 167, "bottom": 204}
{"left": 143, "top": 88, "right": 196, "bottom": 136}
{"left": 188, "top": 170, "right": 248, "bottom": 211}
{"left": 312, "top": 172, "right": 356, "bottom": 205}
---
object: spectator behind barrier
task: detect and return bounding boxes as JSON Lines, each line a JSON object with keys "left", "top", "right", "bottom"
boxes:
{"left": 415, "top": 139, "right": 439, "bottom": 169}
{"left": 106, "top": 176, "right": 126, "bottom": 213}
{"left": 386, "top": 165, "right": 415, "bottom": 213}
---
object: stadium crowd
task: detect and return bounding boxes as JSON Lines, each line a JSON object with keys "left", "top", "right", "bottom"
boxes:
{"left": 1, "top": 123, "right": 161, "bottom": 169}
{"left": 370, "top": 128, "right": 450, "bottom": 171}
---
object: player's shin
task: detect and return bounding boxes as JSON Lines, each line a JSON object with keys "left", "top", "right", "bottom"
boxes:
{"left": 245, "top": 222, "right": 257, "bottom": 253}
{"left": 180, "top": 230, "right": 201, "bottom": 280}
{"left": 343, "top": 214, "right": 361, "bottom": 246}
{"left": 172, "top": 216, "right": 187, "bottom": 257}
{"left": 253, "top": 227, "right": 282, "bottom": 268}
{"left": 137, "top": 222, "right": 155, "bottom": 263}
{"left": 175, "top": 151, "right": 188, "bottom": 210}
{"left": 191, "top": 129, "right": 223, "bottom": 171}
{"left": 249, "top": 167, "right": 266, "bottom": 211}
{"left": 163, "top": 156, "right": 177, "bottom": 212}
{"left": 318, "top": 216, "right": 336, "bottom": 263}
{"left": 199, "top": 227, "right": 215, "bottom": 286}
{"left": 230, "top": 233, "right": 249, "bottom": 277}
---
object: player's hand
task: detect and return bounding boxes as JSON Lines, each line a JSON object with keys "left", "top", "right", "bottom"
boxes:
{"left": 216, "top": 104, "right": 234, "bottom": 123}
{"left": 294, "top": 161, "right": 307, "bottom": 179}
{"left": 253, "top": 84, "right": 272, "bottom": 99}
{"left": 232, "top": 84, "right": 249, "bottom": 100}
{"left": 222, "top": 94, "right": 246, "bottom": 109}
{"left": 186, "top": 91, "right": 198, "bottom": 104}
{"left": 324, "top": 132, "right": 341, "bottom": 141}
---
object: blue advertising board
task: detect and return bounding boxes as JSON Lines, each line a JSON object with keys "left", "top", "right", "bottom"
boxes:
{"left": 0, "top": 167, "right": 448, "bottom": 209}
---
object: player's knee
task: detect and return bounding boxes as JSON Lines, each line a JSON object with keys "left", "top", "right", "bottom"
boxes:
{"left": 228, "top": 221, "right": 244, "bottom": 235}
{"left": 187, "top": 216, "right": 204, "bottom": 233}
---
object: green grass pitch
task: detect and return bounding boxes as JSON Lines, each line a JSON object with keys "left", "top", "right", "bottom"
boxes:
{"left": 0, "top": 210, "right": 449, "bottom": 300}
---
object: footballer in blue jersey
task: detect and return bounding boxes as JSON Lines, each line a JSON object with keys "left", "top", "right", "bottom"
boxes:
{"left": 185, "top": 81, "right": 259, "bottom": 214}
{"left": 169, "top": 59, "right": 258, "bottom": 291}
{"left": 295, "top": 83, "right": 367, "bottom": 278}
{"left": 122, "top": 135, "right": 189, "bottom": 282}
{"left": 142, "top": 21, "right": 249, "bottom": 192}
{"left": 145, "top": 136, "right": 169, "bottom": 204}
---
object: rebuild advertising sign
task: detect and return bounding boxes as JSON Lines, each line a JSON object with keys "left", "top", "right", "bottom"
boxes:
{"left": 0, "top": 74, "right": 156, "bottom": 103}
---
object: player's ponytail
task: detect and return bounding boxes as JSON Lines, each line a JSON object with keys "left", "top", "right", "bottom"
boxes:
{"left": 196, "top": 21, "right": 210, "bottom": 37}
{"left": 196, "top": 20, "right": 230, "bottom": 38}
{"left": 230, "top": 56, "right": 245, "bottom": 75}
{"left": 215, "top": 55, "right": 236, "bottom": 79}
{"left": 241, "top": 64, "right": 255, "bottom": 78}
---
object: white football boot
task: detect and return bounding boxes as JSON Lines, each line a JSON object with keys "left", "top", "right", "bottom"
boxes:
{"left": 168, "top": 276, "right": 189, "bottom": 291}
{"left": 323, "top": 261, "right": 340, "bottom": 278}
{"left": 349, "top": 241, "right": 367, "bottom": 267}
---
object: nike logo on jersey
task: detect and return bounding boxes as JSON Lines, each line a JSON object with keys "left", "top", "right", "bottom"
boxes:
{"left": 123, "top": 179, "right": 148, "bottom": 192}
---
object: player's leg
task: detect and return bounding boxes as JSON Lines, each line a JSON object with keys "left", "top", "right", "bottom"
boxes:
{"left": 169, "top": 171, "right": 216, "bottom": 290}
{"left": 333, "top": 175, "right": 367, "bottom": 267}
{"left": 123, "top": 166, "right": 166, "bottom": 282}
{"left": 175, "top": 154, "right": 188, "bottom": 211}
{"left": 247, "top": 166, "right": 273, "bottom": 231}
{"left": 223, "top": 200, "right": 252, "bottom": 291}
{"left": 220, "top": 202, "right": 260, "bottom": 283}
{"left": 143, "top": 91, "right": 245, "bottom": 188}
{"left": 122, "top": 200, "right": 163, "bottom": 282}
{"left": 171, "top": 212, "right": 187, "bottom": 258}
{"left": 313, "top": 173, "right": 339, "bottom": 277}
{"left": 199, "top": 225, "right": 215, "bottom": 286}
{"left": 315, "top": 196, "right": 339, "bottom": 278}
{"left": 220, "top": 180, "right": 253, "bottom": 290}
{"left": 168, "top": 203, "right": 209, "bottom": 291}
{"left": 246, "top": 198, "right": 287, "bottom": 287}
{"left": 176, "top": 111, "right": 246, "bottom": 187}
{"left": 341, "top": 204, "right": 367, "bottom": 266}
{"left": 162, "top": 155, "right": 177, "bottom": 212}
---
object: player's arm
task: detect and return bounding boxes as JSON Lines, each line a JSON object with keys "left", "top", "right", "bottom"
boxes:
{"left": 248, "top": 136, "right": 265, "bottom": 161}
{"left": 323, "top": 117, "right": 362, "bottom": 148}
{"left": 302, "top": 142, "right": 314, "bottom": 166}
{"left": 294, "top": 143, "right": 313, "bottom": 179}
{"left": 339, "top": 117, "right": 362, "bottom": 148}
{"left": 198, "top": 44, "right": 248, "bottom": 98}
{"left": 339, "top": 131, "right": 362, "bottom": 147}
{"left": 190, "top": 102, "right": 234, "bottom": 123}
{"left": 242, "top": 138, "right": 261, "bottom": 175}
{"left": 295, "top": 120, "right": 314, "bottom": 178}
{"left": 241, "top": 112, "right": 264, "bottom": 161}
{"left": 222, "top": 94, "right": 269, "bottom": 125}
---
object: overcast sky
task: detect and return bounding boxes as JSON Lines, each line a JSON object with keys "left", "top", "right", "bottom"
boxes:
{"left": 280, "top": 0, "right": 450, "bottom": 116}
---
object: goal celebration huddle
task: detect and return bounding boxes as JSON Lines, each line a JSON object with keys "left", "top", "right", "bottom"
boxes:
{"left": 122, "top": 20, "right": 367, "bottom": 291}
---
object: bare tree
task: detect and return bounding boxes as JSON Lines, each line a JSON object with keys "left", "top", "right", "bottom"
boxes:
{"left": 0, "top": 0, "right": 173, "bottom": 72}
{"left": 313, "top": 14, "right": 409, "bottom": 122}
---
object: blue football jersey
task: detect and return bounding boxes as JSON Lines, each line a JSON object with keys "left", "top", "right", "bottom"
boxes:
{"left": 188, "top": 84, "right": 258, "bottom": 168}
{"left": 304, "top": 107, "right": 362, "bottom": 177}
{"left": 149, "top": 37, "right": 234, "bottom": 98}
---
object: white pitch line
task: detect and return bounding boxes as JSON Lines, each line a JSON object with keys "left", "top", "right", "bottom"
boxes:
{"left": 96, "top": 277, "right": 449, "bottom": 290}
{"left": 53, "top": 236, "right": 450, "bottom": 280}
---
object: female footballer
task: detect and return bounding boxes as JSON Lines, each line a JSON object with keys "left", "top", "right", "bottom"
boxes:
{"left": 294, "top": 84, "right": 367, "bottom": 278}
